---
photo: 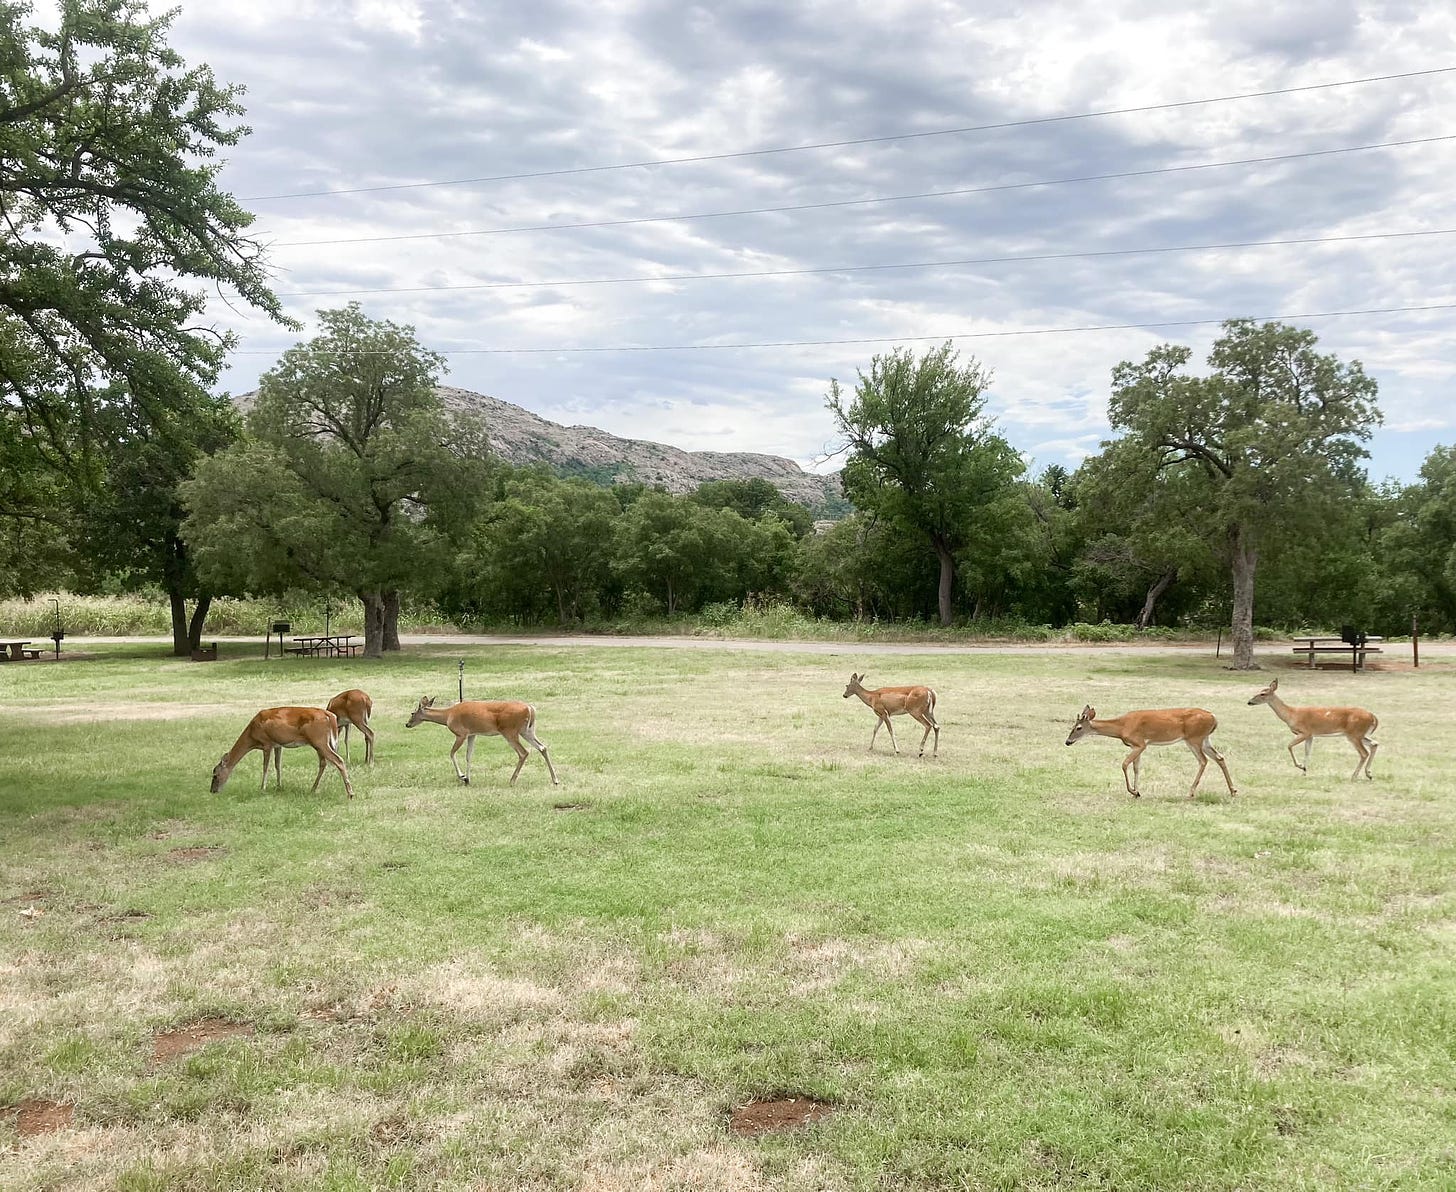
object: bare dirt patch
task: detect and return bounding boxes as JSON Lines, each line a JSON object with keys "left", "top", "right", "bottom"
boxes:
{"left": 728, "top": 1096, "right": 835, "bottom": 1136}
{"left": 6, "top": 1098, "right": 73, "bottom": 1136}
{"left": 553, "top": 801, "right": 590, "bottom": 811}
{"left": 2, "top": 890, "right": 49, "bottom": 904}
{"left": 166, "top": 846, "right": 226, "bottom": 863}
{"left": 151, "top": 1018, "right": 254, "bottom": 1064}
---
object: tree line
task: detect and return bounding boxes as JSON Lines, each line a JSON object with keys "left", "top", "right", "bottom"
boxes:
{"left": 4, "top": 3, "right": 1454, "bottom": 668}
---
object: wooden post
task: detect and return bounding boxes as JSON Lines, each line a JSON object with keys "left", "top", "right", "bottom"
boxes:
{"left": 1215, "top": 627, "right": 1222, "bottom": 659}
{"left": 1412, "top": 614, "right": 1420, "bottom": 669}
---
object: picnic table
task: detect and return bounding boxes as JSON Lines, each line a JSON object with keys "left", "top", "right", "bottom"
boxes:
{"left": 0, "top": 640, "right": 41, "bottom": 661}
{"left": 1291, "top": 635, "right": 1384, "bottom": 671}
{"left": 285, "top": 634, "right": 361, "bottom": 658}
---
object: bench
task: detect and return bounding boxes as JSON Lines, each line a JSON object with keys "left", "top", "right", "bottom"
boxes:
{"left": 1291, "top": 633, "right": 1384, "bottom": 671}
{"left": 20, "top": 649, "right": 40, "bottom": 660}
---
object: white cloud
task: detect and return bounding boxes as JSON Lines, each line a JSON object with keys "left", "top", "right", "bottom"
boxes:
{"left": 163, "top": 0, "right": 1456, "bottom": 481}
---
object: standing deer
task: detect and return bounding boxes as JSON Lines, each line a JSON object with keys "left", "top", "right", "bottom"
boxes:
{"left": 1247, "top": 678, "right": 1378, "bottom": 780}
{"left": 328, "top": 689, "right": 375, "bottom": 764}
{"left": 211, "top": 707, "right": 353, "bottom": 799}
{"left": 1065, "top": 705, "right": 1235, "bottom": 799}
{"left": 406, "top": 696, "right": 560, "bottom": 786}
{"left": 842, "top": 672, "right": 940, "bottom": 756}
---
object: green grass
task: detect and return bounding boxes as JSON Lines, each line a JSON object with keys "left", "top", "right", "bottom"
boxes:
{"left": 3, "top": 644, "right": 1455, "bottom": 1189}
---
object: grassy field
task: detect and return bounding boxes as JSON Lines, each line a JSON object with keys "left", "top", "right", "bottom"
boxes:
{"left": 2, "top": 643, "right": 1454, "bottom": 1190}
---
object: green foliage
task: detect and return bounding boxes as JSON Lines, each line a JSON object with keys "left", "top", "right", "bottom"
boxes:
{"left": 181, "top": 305, "right": 490, "bottom": 653}
{"left": 827, "top": 341, "right": 1026, "bottom": 624}
{"left": 1107, "top": 320, "right": 1381, "bottom": 666}
{"left": 690, "top": 477, "right": 815, "bottom": 538}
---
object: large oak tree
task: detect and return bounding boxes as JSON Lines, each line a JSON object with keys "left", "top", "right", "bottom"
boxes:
{"left": 1108, "top": 319, "right": 1380, "bottom": 668}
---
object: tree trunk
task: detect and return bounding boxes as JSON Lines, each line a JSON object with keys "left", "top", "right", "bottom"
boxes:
{"left": 382, "top": 589, "right": 401, "bottom": 652}
{"left": 1135, "top": 569, "right": 1177, "bottom": 630}
{"left": 1229, "top": 527, "right": 1259, "bottom": 669}
{"left": 933, "top": 538, "right": 955, "bottom": 627}
{"left": 187, "top": 594, "right": 213, "bottom": 652}
{"left": 360, "top": 591, "right": 385, "bottom": 658}
{"left": 168, "top": 586, "right": 190, "bottom": 657}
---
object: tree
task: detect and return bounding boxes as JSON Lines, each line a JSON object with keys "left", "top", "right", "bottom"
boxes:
{"left": 182, "top": 305, "right": 489, "bottom": 656}
{"left": 1108, "top": 320, "right": 1379, "bottom": 668}
{"left": 827, "top": 342, "right": 1024, "bottom": 625}
{"left": 1, "top": 0, "right": 289, "bottom": 637}
{"left": 691, "top": 477, "right": 814, "bottom": 538}
{"left": 1380, "top": 446, "right": 1456, "bottom": 632}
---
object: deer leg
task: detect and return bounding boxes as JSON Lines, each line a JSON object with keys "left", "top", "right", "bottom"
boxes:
{"left": 1287, "top": 734, "right": 1311, "bottom": 773}
{"left": 341, "top": 722, "right": 351, "bottom": 763}
{"left": 464, "top": 734, "right": 477, "bottom": 785}
{"left": 1348, "top": 734, "right": 1372, "bottom": 781}
{"left": 260, "top": 748, "right": 273, "bottom": 791}
{"left": 521, "top": 725, "right": 560, "bottom": 785}
{"left": 1185, "top": 739, "right": 1210, "bottom": 798}
{"left": 316, "top": 743, "right": 353, "bottom": 799}
{"left": 310, "top": 749, "right": 328, "bottom": 793}
{"left": 505, "top": 734, "right": 530, "bottom": 785}
{"left": 883, "top": 716, "right": 899, "bottom": 755}
{"left": 1121, "top": 745, "right": 1145, "bottom": 797}
{"left": 1363, "top": 738, "right": 1378, "bottom": 779}
{"left": 450, "top": 733, "right": 468, "bottom": 784}
{"left": 868, "top": 718, "right": 881, "bottom": 752}
{"left": 362, "top": 720, "right": 375, "bottom": 765}
{"left": 1204, "top": 737, "right": 1236, "bottom": 795}
{"left": 915, "top": 714, "right": 933, "bottom": 757}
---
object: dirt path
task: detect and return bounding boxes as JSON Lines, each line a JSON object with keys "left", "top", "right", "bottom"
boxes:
{"left": 59, "top": 633, "right": 1442, "bottom": 659}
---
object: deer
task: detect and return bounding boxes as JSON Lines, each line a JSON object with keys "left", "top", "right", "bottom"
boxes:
{"left": 405, "top": 696, "right": 560, "bottom": 786}
{"left": 328, "top": 689, "right": 375, "bottom": 764}
{"left": 1247, "top": 678, "right": 1378, "bottom": 780}
{"left": 842, "top": 672, "right": 939, "bottom": 756}
{"left": 1065, "top": 705, "right": 1235, "bottom": 799}
{"left": 211, "top": 707, "right": 354, "bottom": 799}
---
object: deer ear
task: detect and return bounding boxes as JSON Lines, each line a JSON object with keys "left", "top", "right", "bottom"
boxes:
{"left": 1082, "top": 705, "right": 1095, "bottom": 719}
{"left": 1269, "top": 678, "right": 1278, "bottom": 691}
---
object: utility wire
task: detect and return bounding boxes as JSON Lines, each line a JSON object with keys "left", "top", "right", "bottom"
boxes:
{"left": 243, "top": 66, "right": 1456, "bottom": 202}
{"left": 231, "top": 302, "right": 1456, "bottom": 355}
{"left": 276, "top": 227, "right": 1456, "bottom": 298}
{"left": 271, "top": 134, "right": 1456, "bottom": 248}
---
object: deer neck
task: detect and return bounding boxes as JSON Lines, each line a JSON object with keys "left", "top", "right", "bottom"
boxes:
{"left": 418, "top": 706, "right": 452, "bottom": 727}
{"left": 1262, "top": 694, "right": 1297, "bottom": 726}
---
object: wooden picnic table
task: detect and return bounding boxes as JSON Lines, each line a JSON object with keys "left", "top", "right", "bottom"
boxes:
{"left": 0, "top": 640, "right": 40, "bottom": 661}
{"left": 1291, "top": 635, "right": 1384, "bottom": 671}
{"left": 286, "top": 634, "right": 360, "bottom": 658}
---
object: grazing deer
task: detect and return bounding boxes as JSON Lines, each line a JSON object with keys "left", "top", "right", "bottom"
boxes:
{"left": 1247, "top": 678, "right": 1378, "bottom": 780}
{"left": 842, "top": 672, "right": 940, "bottom": 756}
{"left": 1065, "top": 705, "right": 1235, "bottom": 799}
{"left": 406, "top": 696, "right": 560, "bottom": 786}
{"left": 328, "top": 689, "right": 375, "bottom": 764}
{"left": 211, "top": 707, "right": 353, "bottom": 799}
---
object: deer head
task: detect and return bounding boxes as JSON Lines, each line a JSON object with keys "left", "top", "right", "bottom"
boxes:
{"left": 405, "top": 695, "right": 436, "bottom": 728}
{"left": 1247, "top": 678, "right": 1279, "bottom": 706}
{"left": 210, "top": 756, "right": 233, "bottom": 793}
{"left": 842, "top": 673, "right": 865, "bottom": 699}
{"left": 1065, "top": 705, "right": 1097, "bottom": 745}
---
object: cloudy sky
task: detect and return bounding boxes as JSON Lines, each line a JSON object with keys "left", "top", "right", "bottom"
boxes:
{"left": 162, "top": 0, "right": 1455, "bottom": 482}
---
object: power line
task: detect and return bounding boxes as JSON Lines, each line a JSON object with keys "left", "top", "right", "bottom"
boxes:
{"left": 276, "top": 227, "right": 1456, "bottom": 298}
{"left": 242, "top": 66, "right": 1456, "bottom": 202}
{"left": 232, "top": 302, "right": 1456, "bottom": 355}
{"left": 271, "top": 134, "right": 1456, "bottom": 248}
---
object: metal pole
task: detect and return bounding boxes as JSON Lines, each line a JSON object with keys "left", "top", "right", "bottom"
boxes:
{"left": 1215, "top": 627, "right": 1222, "bottom": 659}
{"left": 458, "top": 659, "right": 465, "bottom": 702}
{"left": 1413, "top": 614, "right": 1420, "bottom": 669}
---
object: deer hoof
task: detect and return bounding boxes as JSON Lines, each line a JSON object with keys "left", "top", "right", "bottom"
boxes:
{"left": 459, "top": 776, "right": 470, "bottom": 786}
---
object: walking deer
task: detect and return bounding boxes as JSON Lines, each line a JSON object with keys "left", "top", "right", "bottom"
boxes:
{"left": 842, "top": 672, "right": 939, "bottom": 756}
{"left": 211, "top": 707, "right": 354, "bottom": 798}
{"left": 1247, "top": 678, "right": 1378, "bottom": 780}
{"left": 328, "top": 689, "right": 375, "bottom": 764}
{"left": 1065, "top": 705, "right": 1235, "bottom": 799}
{"left": 406, "top": 696, "right": 560, "bottom": 786}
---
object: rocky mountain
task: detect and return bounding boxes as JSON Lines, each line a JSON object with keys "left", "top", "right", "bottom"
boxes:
{"left": 437, "top": 387, "right": 846, "bottom": 515}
